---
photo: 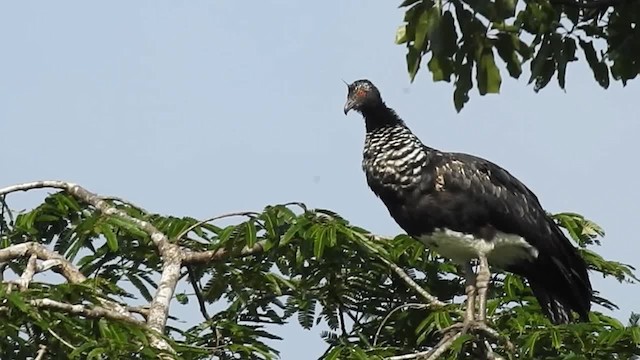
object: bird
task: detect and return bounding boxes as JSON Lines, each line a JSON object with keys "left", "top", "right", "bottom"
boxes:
{"left": 343, "top": 79, "right": 592, "bottom": 325}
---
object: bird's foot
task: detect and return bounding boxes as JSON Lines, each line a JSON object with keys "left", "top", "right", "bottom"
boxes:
{"left": 439, "top": 320, "right": 514, "bottom": 353}
{"left": 440, "top": 318, "right": 486, "bottom": 336}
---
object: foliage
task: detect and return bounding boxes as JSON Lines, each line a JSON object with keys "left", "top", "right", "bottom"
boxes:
{"left": 395, "top": 0, "right": 640, "bottom": 111}
{"left": 0, "top": 190, "right": 638, "bottom": 359}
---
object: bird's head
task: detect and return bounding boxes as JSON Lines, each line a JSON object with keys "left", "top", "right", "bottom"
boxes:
{"left": 343, "top": 79, "right": 382, "bottom": 115}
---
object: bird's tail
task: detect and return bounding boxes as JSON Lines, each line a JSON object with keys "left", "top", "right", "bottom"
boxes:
{"left": 526, "top": 236, "right": 592, "bottom": 324}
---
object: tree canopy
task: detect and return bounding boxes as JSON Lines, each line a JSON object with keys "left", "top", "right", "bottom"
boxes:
{"left": 0, "top": 181, "right": 638, "bottom": 359}
{"left": 395, "top": 0, "right": 640, "bottom": 111}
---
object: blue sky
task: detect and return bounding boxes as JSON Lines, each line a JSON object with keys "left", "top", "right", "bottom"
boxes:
{"left": 1, "top": 1, "right": 638, "bottom": 359}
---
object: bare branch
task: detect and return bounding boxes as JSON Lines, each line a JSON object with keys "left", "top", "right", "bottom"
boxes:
{"left": 0, "top": 242, "right": 86, "bottom": 283}
{"left": 34, "top": 345, "right": 47, "bottom": 360}
{"left": 100, "top": 196, "right": 149, "bottom": 214}
{"left": 31, "top": 298, "right": 146, "bottom": 326}
{"left": 183, "top": 241, "right": 266, "bottom": 264}
{"left": 148, "top": 256, "right": 182, "bottom": 334}
{"left": 385, "top": 332, "right": 462, "bottom": 360}
{"left": 126, "top": 305, "right": 151, "bottom": 319}
{"left": 17, "top": 254, "right": 38, "bottom": 290}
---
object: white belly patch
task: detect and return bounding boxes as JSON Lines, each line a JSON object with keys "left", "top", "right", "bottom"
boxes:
{"left": 418, "top": 228, "right": 539, "bottom": 267}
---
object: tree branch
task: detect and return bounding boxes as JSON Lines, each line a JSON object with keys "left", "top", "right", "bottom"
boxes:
{"left": 386, "top": 332, "right": 462, "bottom": 360}
{"left": 379, "top": 256, "right": 446, "bottom": 307}
{"left": 183, "top": 241, "right": 266, "bottom": 264}
{"left": 30, "top": 298, "right": 146, "bottom": 326}
{"left": 34, "top": 345, "right": 47, "bottom": 360}
{"left": 17, "top": 254, "right": 38, "bottom": 291}
{"left": 0, "top": 242, "right": 86, "bottom": 283}
{"left": 0, "top": 181, "right": 178, "bottom": 353}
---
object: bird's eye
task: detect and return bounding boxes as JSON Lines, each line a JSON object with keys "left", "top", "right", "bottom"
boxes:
{"left": 356, "top": 89, "right": 367, "bottom": 98}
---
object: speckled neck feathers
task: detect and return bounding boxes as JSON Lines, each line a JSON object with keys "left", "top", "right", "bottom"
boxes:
{"left": 361, "top": 103, "right": 432, "bottom": 190}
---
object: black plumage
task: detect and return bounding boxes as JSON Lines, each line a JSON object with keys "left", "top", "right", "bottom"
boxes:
{"left": 343, "top": 79, "right": 592, "bottom": 324}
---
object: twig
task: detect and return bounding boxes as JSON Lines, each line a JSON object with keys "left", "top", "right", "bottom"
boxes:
{"left": 183, "top": 241, "right": 266, "bottom": 264}
{"left": 47, "top": 328, "right": 76, "bottom": 350}
{"left": 126, "top": 305, "right": 151, "bottom": 319}
{"left": 424, "top": 332, "right": 463, "bottom": 360}
{"left": 34, "top": 345, "right": 47, "bottom": 360}
{"left": 100, "top": 196, "right": 149, "bottom": 214}
{"left": 379, "top": 257, "right": 446, "bottom": 307}
{"left": 385, "top": 332, "right": 462, "bottom": 360}
{"left": 176, "top": 211, "right": 259, "bottom": 241}
{"left": 187, "top": 266, "right": 211, "bottom": 321}
{"left": 374, "top": 303, "right": 428, "bottom": 346}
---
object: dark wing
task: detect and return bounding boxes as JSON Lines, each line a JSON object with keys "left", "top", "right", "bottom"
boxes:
{"left": 434, "top": 151, "right": 591, "bottom": 323}
{"left": 435, "top": 151, "right": 555, "bottom": 246}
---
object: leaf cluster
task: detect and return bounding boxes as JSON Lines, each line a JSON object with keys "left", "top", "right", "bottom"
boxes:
{"left": 396, "top": 0, "right": 640, "bottom": 111}
{"left": 0, "top": 192, "right": 638, "bottom": 359}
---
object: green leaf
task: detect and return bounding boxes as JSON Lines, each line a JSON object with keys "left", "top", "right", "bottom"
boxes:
{"left": 555, "top": 36, "right": 577, "bottom": 89}
{"left": 407, "top": 47, "right": 422, "bottom": 82}
{"left": 7, "top": 292, "right": 29, "bottom": 312}
{"left": 87, "top": 347, "right": 105, "bottom": 360}
{"left": 579, "top": 38, "right": 610, "bottom": 89}
{"left": 529, "top": 35, "right": 552, "bottom": 85}
{"left": 245, "top": 220, "right": 257, "bottom": 247}
{"left": 428, "top": 56, "right": 453, "bottom": 82}
{"left": 494, "top": 33, "right": 522, "bottom": 78}
{"left": 413, "top": 6, "right": 432, "bottom": 52}
{"left": 126, "top": 274, "right": 153, "bottom": 302}
{"left": 281, "top": 217, "right": 309, "bottom": 245}
{"left": 454, "top": 60, "right": 473, "bottom": 112}
{"left": 395, "top": 25, "right": 408, "bottom": 44}
{"left": 432, "top": 11, "right": 457, "bottom": 58}
{"left": 495, "top": 0, "right": 517, "bottom": 19}
{"left": 476, "top": 47, "right": 502, "bottom": 95}
{"left": 99, "top": 223, "right": 118, "bottom": 252}
{"left": 176, "top": 292, "right": 189, "bottom": 305}
{"left": 313, "top": 227, "right": 326, "bottom": 259}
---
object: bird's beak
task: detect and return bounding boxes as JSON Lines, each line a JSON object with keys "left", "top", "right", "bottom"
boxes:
{"left": 344, "top": 99, "right": 355, "bottom": 115}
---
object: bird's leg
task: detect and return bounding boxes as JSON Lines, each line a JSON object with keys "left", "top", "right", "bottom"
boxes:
{"left": 463, "top": 262, "right": 477, "bottom": 324}
{"left": 475, "top": 254, "right": 491, "bottom": 322}
{"left": 441, "top": 262, "right": 477, "bottom": 336}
